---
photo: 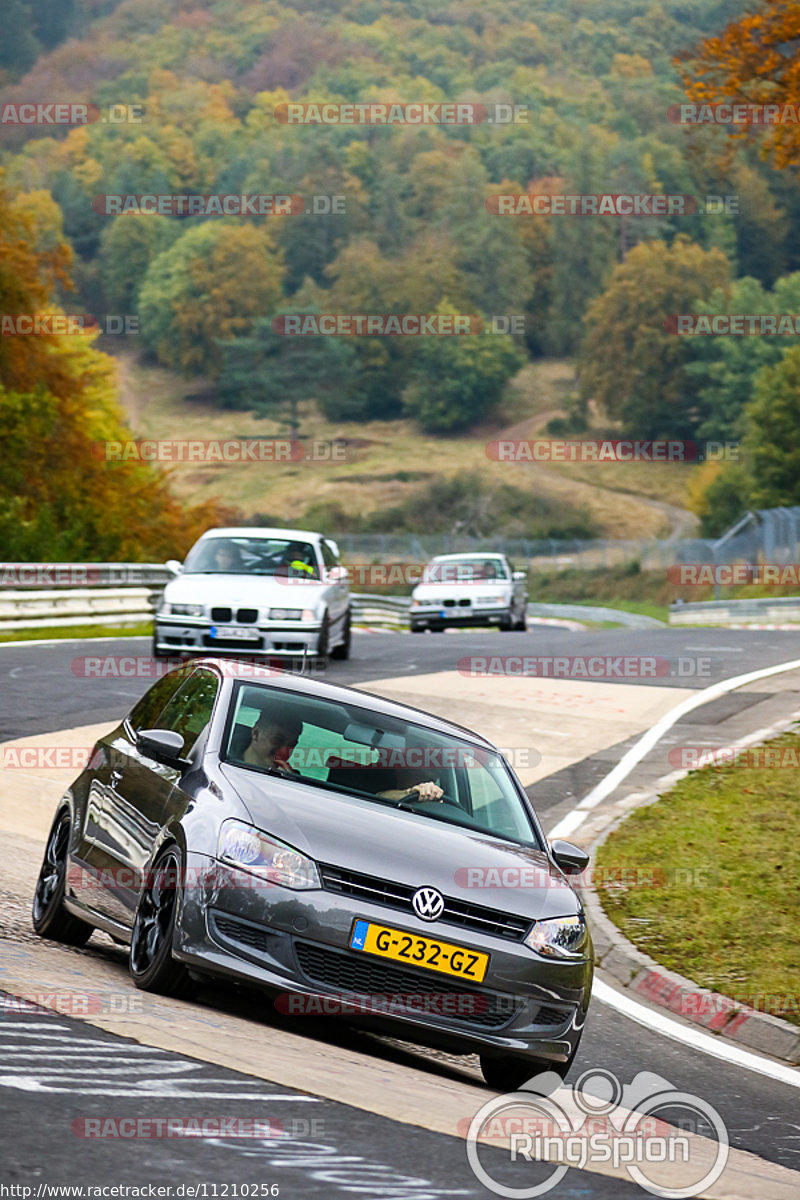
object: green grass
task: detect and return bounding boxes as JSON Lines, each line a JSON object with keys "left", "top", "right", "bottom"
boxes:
{"left": 0, "top": 622, "right": 152, "bottom": 643}
{"left": 595, "top": 730, "right": 800, "bottom": 1026}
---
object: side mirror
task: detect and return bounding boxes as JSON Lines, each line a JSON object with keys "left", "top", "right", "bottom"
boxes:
{"left": 550, "top": 839, "right": 590, "bottom": 876}
{"left": 512, "top": 570, "right": 526, "bottom": 581}
{"left": 327, "top": 566, "right": 348, "bottom": 584}
{"left": 137, "top": 728, "right": 186, "bottom": 765}
{"left": 166, "top": 559, "right": 182, "bottom": 575}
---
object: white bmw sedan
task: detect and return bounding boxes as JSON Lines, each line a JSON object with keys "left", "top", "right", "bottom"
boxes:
{"left": 154, "top": 527, "right": 350, "bottom": 661}
{"left": 410, "top": 553, "right": 528, "bottom": 633}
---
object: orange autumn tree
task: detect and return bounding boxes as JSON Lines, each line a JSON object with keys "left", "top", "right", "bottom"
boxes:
{"left": 677, "top": 0, "right": 800, "bottom": 169}
{"left": 0, "top": 176, "right": 232, "bottom": 562}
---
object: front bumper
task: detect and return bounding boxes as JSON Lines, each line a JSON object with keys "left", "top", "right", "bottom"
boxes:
{"left": 175, "top": 853, "right": 592, "bottom": 1063}
{"left": 155, "top": 617, "right": 322, "bottom": 656}
{"left": 410, "top": 607, "right": 512, "bottom": 629}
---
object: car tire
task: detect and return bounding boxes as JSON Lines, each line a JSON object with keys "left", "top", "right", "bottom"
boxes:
{"left": 316, "top": 611, "right": 330, "bottom": 664}
{"left": 498, "top": 612, "right": 514, "bottom": 631}
{"left": 129, "top": 846, "right": 197, "bottom": 998}
{"left": 410, "top": 624, "right": 424, "bottom": 633}
{"left": 330, "top": 610, "right": 351, "bottom": 660}
{"left": 480, "top": 1033, "right": 581, "bottom": 1091}
{"left": 31, "top": 809, "right": 92, "bottom": 945}
{"left": 515, "top": 609, "right": 528, "bottom": 631}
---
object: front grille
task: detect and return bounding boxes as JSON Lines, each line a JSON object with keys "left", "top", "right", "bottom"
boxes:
{"left": 237, "top": 608, "right": 258, "bottom": 624}
{"left": 443, "top": 599, "right": 455, "bottom": 607}
{"left": 458, "top": 598, "right": 471, "bottom": 607}
{"left": 211, "top": 607, "right": 232, "bottom": 622}
{"left": 294, "top": 942, "right": 518, "bottom": 1029}
{"left": 320, "top": 864, "right": 531, "bottom": 941}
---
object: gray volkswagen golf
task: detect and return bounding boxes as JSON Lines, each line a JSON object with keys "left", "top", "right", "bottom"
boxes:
{"left": 32, "top": 658, "right": 592, "bottom": 1090}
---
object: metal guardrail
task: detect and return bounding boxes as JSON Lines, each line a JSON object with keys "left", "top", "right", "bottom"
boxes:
{"left": 0, "top": 588, "right": 159, "bottom": 631}
{"left": 0, "top": 585, "right": 411, "bottom": 633}
{"left": 350, "top": 594, "right": 410, "bottom": 627}
{"left": 670, "top": 597, "right": 800, "bottom": 625}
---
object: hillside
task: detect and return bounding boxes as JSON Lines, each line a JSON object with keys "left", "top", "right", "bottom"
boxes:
{"left": 112, "top": 347, "right": 697, "bottom": 540}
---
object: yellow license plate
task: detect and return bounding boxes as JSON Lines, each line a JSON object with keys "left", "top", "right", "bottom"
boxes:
{"left": 349, "top": 919, "right": 489, "bottom": 982}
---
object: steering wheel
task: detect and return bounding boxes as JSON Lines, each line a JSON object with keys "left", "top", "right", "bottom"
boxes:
{"left": 396, "top": 788, "right": 461, "bottom": 809}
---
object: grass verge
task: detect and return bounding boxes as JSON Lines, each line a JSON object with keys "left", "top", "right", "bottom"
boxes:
{"left": 0, "top": 623, "right": 152, "bottom": 644}
{"left": 594, "top": 730, "right": 800, "bottom": 1027}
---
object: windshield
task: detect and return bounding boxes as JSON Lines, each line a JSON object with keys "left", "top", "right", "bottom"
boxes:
{"left": 422, "top": 558, "right": 509, "bottom": 584}
{"left": 223, "top": 683, "right": 540, "bottom": 847}
{"left": 184, "top": 537, "right": 320, "bottom": 579}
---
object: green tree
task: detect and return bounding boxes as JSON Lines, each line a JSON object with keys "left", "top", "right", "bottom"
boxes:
{"left": 217, "top": 310, "right": 361, "bottom": 432}
{"left": 139, "top": 223, "right": 284, "bottom": 376}
{"left": 403, "top": 304, "right": 524, "bottom": 433}
{"left": 580, "top": 237, "right": 730, "bottom": 438}
{"left": 744, "top": 347, "right": 800, "bottom": 508}
{"left": 98, "top": 214, "right": 180, "bottom": 313}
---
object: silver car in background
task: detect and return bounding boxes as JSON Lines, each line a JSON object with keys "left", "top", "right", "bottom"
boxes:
{"left": 154, "top": 527, "right": 350, "bottom": 661}
{"left": 410, "top": 553, "right": 528, "bottom": 633}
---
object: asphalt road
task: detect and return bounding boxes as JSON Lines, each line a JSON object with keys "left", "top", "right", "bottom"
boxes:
{"left": 4, "top": 626, "right": 800, "bottom": 741}
{"left": 2, "top": 628, "right": 800, "bottom": 1194}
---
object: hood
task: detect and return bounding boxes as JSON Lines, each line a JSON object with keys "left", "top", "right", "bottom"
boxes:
{"left": 164, "top": 573, "right": 326, "bottom": 609}
{"left": 220, "top": 763, "right": 580, "bottom": 921}
{"left": 412, "top": 579, "right": 511, "bottom": 601}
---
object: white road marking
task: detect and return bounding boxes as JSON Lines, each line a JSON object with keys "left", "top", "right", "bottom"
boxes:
{"left": 549, "top": 655, "right": 800, "bottom": 837}
{"left": 594, "top": 979, "right": 800, "bottom": 1089}
{"left": 548, "top": 657, "right": 800, "bottom": 1082}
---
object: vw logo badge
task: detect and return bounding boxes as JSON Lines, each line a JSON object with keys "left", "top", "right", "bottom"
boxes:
{"left": 412, "top": 887, "right": 444, "bottom": 922}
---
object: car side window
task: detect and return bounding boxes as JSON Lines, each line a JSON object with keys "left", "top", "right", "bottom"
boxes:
{"left": 127, "top": 672, "right": 190, "bottom": 734}
{"left": 320, "top": 541, "right": 337, "bottom": 569}
{"left": 155, "top": 669, "right": 220, "bottom": 754}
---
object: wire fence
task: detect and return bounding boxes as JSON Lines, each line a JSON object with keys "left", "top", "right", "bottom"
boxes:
{"left": 334, "top": 508, "right": 800, "bottom": 570}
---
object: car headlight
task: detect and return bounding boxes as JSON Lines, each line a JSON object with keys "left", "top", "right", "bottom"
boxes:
{"left": 476, "top": 595, "right": 508, "bottom": 605}
{"left": 268, "top": 608, "right": 302, "bottom": 620}
{"left": 218, "top": 820, "right": 320, "bottom": 890}
{"left": 168, "top": 604, "right": 205, "bottom": 617}
{"left": 524, "top": 914, "right": 588, "bottom": 959}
